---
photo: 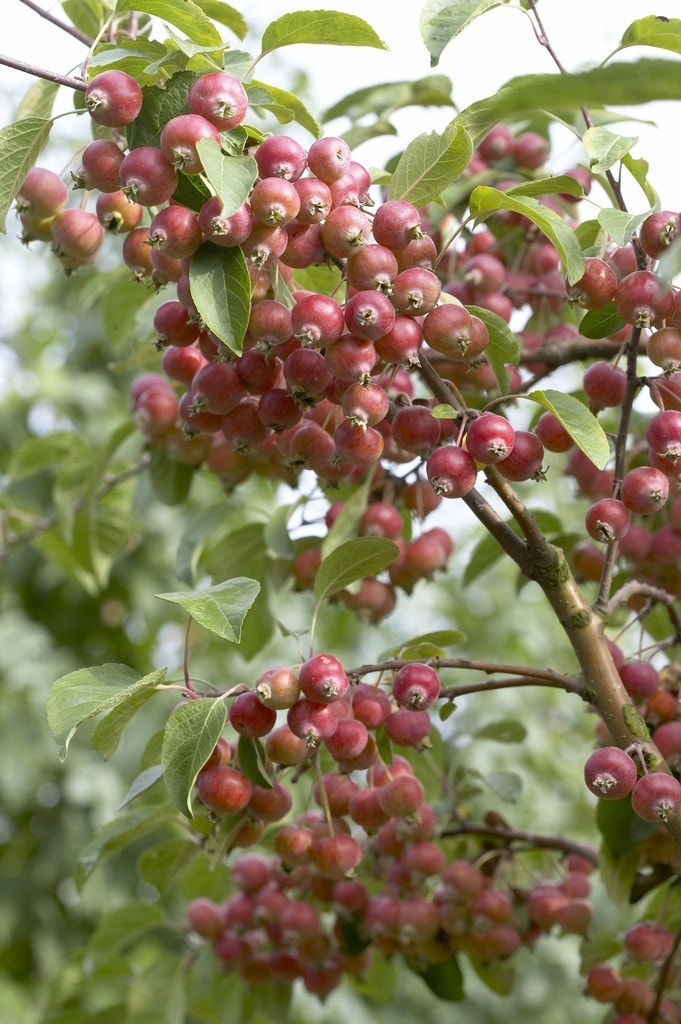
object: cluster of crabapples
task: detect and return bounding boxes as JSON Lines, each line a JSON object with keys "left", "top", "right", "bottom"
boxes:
{"left": 15, "top": 71, "right": 681, "bottom": 609}
{"left": 15, "top": 66, "right": 681, "bottom": 1008}
{"left": 186, "top": 652, "right": 606, "bottom": 1001}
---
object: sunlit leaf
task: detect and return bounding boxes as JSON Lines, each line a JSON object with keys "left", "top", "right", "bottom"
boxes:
{"left": 0, "top": 118, "right": 53, "bottom": 233}
{"left": 314, "top": 536, "right": 399, "bottom": 604}
{"left": 527, "top": 389, "right": 611, "bottom": 469}
{"left": 620, "top": 15, "right": 681, "bottom": 55}
{"left": 420, "top": 0, "right": 508, "bottom": 67}
{"left": 155, "top": 577, "right": 260, "bottom": 641}
{"left": 467, "top": 303, "right": 520, "bottom": 394}
{"left": 188, "top": 241, "right": 251, "bottom": 354}
{"left": 458, "top": 59, "right": 681, "bottom": 146}
{"left": 260, "top": 10, "right": 387, "bottom": 56}
{"left": 389, "top": 124, "right": 473, "bottom": 206}
{"left": 195, "top": 140, "right": 257, "bottom": 216}
{"left": 46, "top": 665, "right": 166, "bottom": 760}
{"left": 161, "top": 698, "right": 227, "bottom": 817}
{"left": 115, "top": 0, "right": 222, "bottom": 47}
{"left": 583, "top": 125, "right": 637, "bottom": 173}
{"left": 469, "top": 186, "right": 584, "bottom": 284}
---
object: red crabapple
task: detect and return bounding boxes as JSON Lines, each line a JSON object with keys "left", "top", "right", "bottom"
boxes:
{"left": 392, "top": 662, "right": 441, "bottom": 710}
{"left": 85, "top": 70, "right": 143, "bottom": 127}
{"left": 187, "top": 72, "right": 248, "bottom": 130}
{"left": 631, "top": 771, "right": 681, "bottom": 822}
{"left": 583, "top": 746, "right": 637, "bottom": 799}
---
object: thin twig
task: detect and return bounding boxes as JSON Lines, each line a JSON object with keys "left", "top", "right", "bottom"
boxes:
{"left": 0, "top": 52, "right": 86, "bottom": 91}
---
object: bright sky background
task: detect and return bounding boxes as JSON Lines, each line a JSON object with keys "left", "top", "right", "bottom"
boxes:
{"left": 1, "top": 0, "right": 681, "bottom": 327}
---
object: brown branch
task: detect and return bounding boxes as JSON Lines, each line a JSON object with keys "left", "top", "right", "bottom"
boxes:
{"left": 348, "top": 656, "right": 580, "bottom": 694}
{"left": 443, "top": 820, "right": 599, "bottom": 866}
{"left": 17, "top": 0, "right": 92, "bottom": 45}
{"left": 608, "top": 580, "right": 681, "bottom": 646}
{"left": 0, "top": 52, "right": 86, "bottom": 91}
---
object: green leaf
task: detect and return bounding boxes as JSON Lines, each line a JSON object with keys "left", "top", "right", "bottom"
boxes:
{"left": 119, "top": 765, "right": 165, "bottom": 809}
{"left": 505, "top": 174, "right": 585, "bottom": 200}
{"left": 321, "top": 475, "right": 373, "bottom": 560}
{"left": 188, "top": 241, "right": 251, "bottom": 355}
{"left": 313, "top": 536, "right": 399, "bottom": 604}
{"left": 622, "top": 152, "right": 657, "bottom": 206}
{"left": 323, "top": 75, "right": 455, "bottom": 123}
{"left": 596, "top": 795, "right": 657, "bottom": 859}
{"left": 127, "top": 954, "right": 188, "bottom": 1024}
{"left": 101, "top": 274, "right": 155, "bottom": 348}
{"left": 598, "top": 843, "right": 642, "bottom": 905}
{"left": 388, "top": 124, "right": 473, "bottom": 206}
{"left": 148, "top": 447, "right": 195, "bottom": 506}
{"left": 260, "top": 10, "right": 388, "bottom": 56}
{"left": 248, "top": 81, "right": 320, "bottom": 138}
{"left": 597, "top": 208, "right": 650, "bottom": 247}
{"left": 161, "top": 698, "right": 227, "bottom": 817}
{"left": 264, "top": 502, "right": 296, "bottom": 559}
{"left": 137, "top": 836, "right": 198, "bottom": 890}
{"left": 483, "top": 769, "right": 523, "bottom": 802}
{"left": 62, "top": 0, "right": 107, "bottom": 39}
{"left": 598, "top": 206, "right": 651, "bottom": 246}
{"left": 237, "top": 735, "right": 272, "bottom": 788}
{"left": 527, "top": 388, "right": 611, "bottom": 469}
{"left": 195, "top": 141, "right": 257, "bottom": 217}
{"left": 469, "top": 185, "right": 584, "bottom": 284}
{"left": 16, "top": 79, "right": 59, "bottom": 121}
{"left": 0, "top": 117, "right": 53, "bottom": 233}
{"left": 469, "top": 957, "right": 515, "bottom": 995}
{"left": 76, "top": 804, "right": 177, "bottom": 886}
{"left": 580, "top": 928, "right": 624, "bottom": 974}
{"left": 7, "top": 430, "right": 86, "bottom": 481}
{"left": 475, "top": 718, "right": 527, "bottom": 743}
{"left": 126, "top": 71, "right": 198, "bottom": 150}
{"left": 412, "top": 954, "right": 465, "bottom": 1001}
{"left": 115, "top": 0, "right": 222, "bottom": 46}
{"left": 156, "top": 577, "right": 260, "bottom": 641}
{"left": 383, "top": 629, "right": 465, "bottom": 661}
{"left": 420, "top": 0, "right": 509, "bottom": 67}
{"left": 193, "top": 0, "right": 247, "bottom": 38}
{"left": 457, "top": 58, "right": 681, "bottom": 146}
{"left": 91, "top": 670, "right": 167, "bottom": 759}
{"left": 579, "top": 302, "right": 626, "bottom": 340}
{"left": 46, "top": 664, "right": 165, "bottom": 760}
{"left": 583, "top": 126, "right": 637, "bottom": 173}
{"left": 467, "top": 303, "right": 520, "bottom": 394}
{"left": 88, "top": 902, "right": 167, "bottom": 964}
{"left": 620, "top": 15, "right": 681, "bottom": 55}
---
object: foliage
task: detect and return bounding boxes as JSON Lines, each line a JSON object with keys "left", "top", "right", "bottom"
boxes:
{"left": 2, "top": 2, "right": 681, "bottom": 1023}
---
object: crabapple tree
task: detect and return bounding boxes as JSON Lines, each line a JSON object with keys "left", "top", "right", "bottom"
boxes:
{"left": 2, "top": 2, "right": 681, "bottom": 1022}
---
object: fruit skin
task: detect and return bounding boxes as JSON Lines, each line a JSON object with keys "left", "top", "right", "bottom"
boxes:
{"left": 188, "top": 72, "right": 249, "bottom": 130}
{"left": 631, "top": 771, "right": 681, "bottom": 822}
{"left": 196, "top": 765, "right": 253, "bottom": 814}
{"left": 85, "top": 70, "right": 143, "bottom": 127}
{"left": 391, "top": 662, "right": 441, "bottom": 710}
{"left": 583, "top": 746, "right": 637, "bottom": 799}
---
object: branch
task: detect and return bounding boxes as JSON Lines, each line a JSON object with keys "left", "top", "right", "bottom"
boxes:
{"left": 0, "top": 52, "right": 86, "bottom": 91}
{"left": 608, "top": 579, "right": 681, "bottom": 646}
{"left": 348, "top": 656, "right": 580, "bottom": 695}
{"left": 18, "top": 0, "right": 92, "bottom": 44}
{"left": 443, "top": 819, "right": 599, "bottom": 866}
